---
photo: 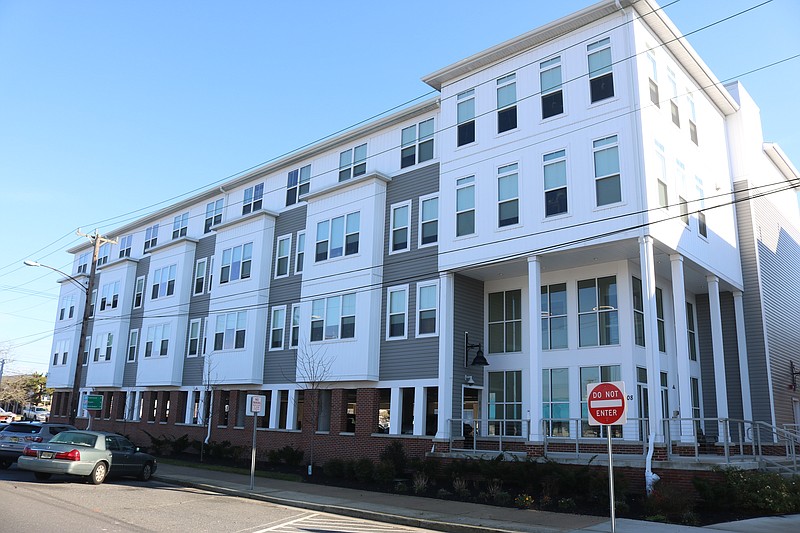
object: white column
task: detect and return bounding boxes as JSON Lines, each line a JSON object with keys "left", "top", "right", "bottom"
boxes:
{"left": 639, "top": 236, "right": 664, "bottom": 442}
{"left": 707, "top": 276, "right": 729, "bottom": 429}
{"left": 436, "top": 272, "right": 455, "bottom": 440}
{"left": 269, "top": 389, "right": 280, "bottom": 429}
{"left": 286, "top": 390, "right": 297, "bottom": 430}
{"left": 527, "top": 256, "right": 543, "bottom": 442}
{"left": 413, "top": 386, "right": 425, "bottom": 436}
{"left": 670, "top": 255, "right": 695, "bottom": 442}
{"left": 389, "top": 387, "right": 401, "bottom": 435}
{"left": 197, "top": 390, "right": 206, "bottom": 425}
{"left": 733, "top": 291, "right": 753, "bottom": 424}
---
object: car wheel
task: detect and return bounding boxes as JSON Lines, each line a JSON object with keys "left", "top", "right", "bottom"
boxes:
{"left": 88, "top": 462, "right": 108, "bottom": 485}
{"left": 34, "top": 472, "right": 51, "bottom": 481}
{"left": 138, "top": 462, "right": 153, "bottom": 481}
{"left": 0, "top": 460, "right": 11, "bottom": 470}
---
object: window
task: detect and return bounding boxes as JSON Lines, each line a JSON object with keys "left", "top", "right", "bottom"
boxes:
{"left": 127, "top": 329, "right": 138, "bottom": 362}
{"left": 339, "top": 144, "right": 367, "bottom": 182}
{"left": 286, "top": 165, "right": 311, "bottom": 206}
{"left": 668, "top": 68, "right": 680, "bottom": 127}
{"left": 94, "top": 332, "right": 113, "bottom": 362}
{"left": 417, "top": 282, "right": 438, "bottom": 336}
{"left": 632, "top": 277, "right": 645, "bottom": 347}
{"left": 456, "top": 176, "right": 475, "bottom": 237}
{"left": 656, "top": 287, "right": 666, "bottom": 352}
{"left": 387, "top": 286, "right": 408, "bottom": 339}
{"left": 52, "top": 339, "right": 68, "bottom": 366}
{"left": 497, "top": 163, "right": 519, "bottom": 227}
{"left": 581, "top": 365, "right": 622, "bottom": 437}
{"left": 144, "top": 224, "right": 158, "bottom": 252}
{"left": 543, "top": 368, "right": 569, "bottom": 436}
{"left": 59, "top": 295, "right": 75, "bottom": 320}
{"left": 401, "top": 118, "right": 434, "bottom": 168}
{"left": 100, "top": 281, "right": 120, "bottom": 311}
{"left": 193, "top": 258, "right": 207, "bottom": 295}
{"left": 315, "top": 212, "right": 359, "bottom": 261}
{"left": 688, "top": 93, "right": 698, "bottom": 145}
{"left": 377, "top": 389, "right": 390, "bottom": 433}
{"left": 679, "top": 196, "right": 689, "bottom": 225}
{"left": 310, "top": 293, "right": 356, "bottom": 341}
{"left": 696, "top": 175, "right": 707, "bottom": 237}
{"left": 83, "top": 336, "right": 90, "bottom": 365}
{"left": 119, "top": 235, "right": 132, "bottom": 258}
{"left": 496, "top": 73, "right": 517, "bottom": 133}
{"left": 488, "top": 289, "right": 522, "bottom": 353}
{"left": 290, "top": 304, "right": 301, "bottom": 347}
{"left": 593, "top": 135, "right": 621, "bottom": 206}
{"left": 646, "top": 49, "right": 659, "bottom": 107}
{"left": 97, "top": 243, "right": 110, "bottom": 267}
{"left": 270, "top": 307, "right": 286, "bottom": 350}
{"left": 77, "top": 252, "right": 89, "bottom": 274}
{"left": 544, "top": 150, "right": 568, "bottom": 216}
{"left": 488, "top": 370, "right": 522, "bottom": 436}
{"left": 151, "top": 264, "right": 177, "bottom": 299}
{"left": 541, "top": 283, "right": 567, "bottom": 350}
{"left": 275, "top": 235, "right": 291, "bottom": 278}
{"left": 655, "top": 141, "right": 668, "bottom": 208}
{"left": 187, "top": 319, "right": 201, "bottom": 357}
{"left": 456, "top": 89, "right": 475, "bottom": 146}
{"left": 540, "top": 56, "right": 564, "bottom": 118}
{"left": 214, "top": 311, "right": 247, "bottom": 350}
{"left": 204, "top": 199, "right": 223, "bottom": 233}
{"left": 172, "top": 212, "right": 188, "bottom": 239}
{"left": 145, "top": 324, "right": 170, "bottom": 357}
{"left": 295, "top": 232, "right": 305, "bottom": 273}
{"left": 220, "top": 242, "right": 253, "bottom": 283}
{"left": 578, "top": 276, "right": 618, "bottom": 346}
{"left": 133, "top": 276, "right": 145, "bottom": 309}
{"left": 419, "top": 195, "right": 438, "bottom": 246}
{"left": 676, "top": 160, "right": 688, "bottom": 225}
{"left": 243, "top": 183, "right": 263, "bottom": 215}
{"left": 588, "top": 37, "right": 614, "bottom": 103}
{"left": 89, "top": 289, "right": 97, "bottom": 317}
{"left": 390, "top": 202, "right": 410, "bottom": 253}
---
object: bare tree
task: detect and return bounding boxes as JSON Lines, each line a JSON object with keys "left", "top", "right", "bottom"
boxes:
{"left": 200, "top": 350, "right": 223, "bottom": 462}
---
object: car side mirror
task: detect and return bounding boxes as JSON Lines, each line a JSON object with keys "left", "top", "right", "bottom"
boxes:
{"left": 135, "top": 447, "right": 141, "bottom": 452}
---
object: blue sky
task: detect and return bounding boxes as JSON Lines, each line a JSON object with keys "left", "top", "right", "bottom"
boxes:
{"left": 1, "top": 0, "right": 798, "bottom": 378}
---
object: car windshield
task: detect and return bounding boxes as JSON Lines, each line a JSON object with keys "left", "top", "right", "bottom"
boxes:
{"left": 3, "top": 424, "right": 41, "bottom": 434}
{"left": 50, "top": 431, "right": 98, "bottom": 447}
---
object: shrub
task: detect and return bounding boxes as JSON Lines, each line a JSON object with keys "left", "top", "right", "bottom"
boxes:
{"left": 379, "top": 441, "right": 407, "bottom": 475}
{"left": 412, "top": 472, "right": 429, "bottom": 494}
{"left": 373, "top": 460, "right": 396, "bottom": 485}
{"left": 394, "top": 482, "right": 408, "bottom": 493}
{"left": 353, "top": 458, "right": 374, "bottom": 483}
{"left": 558, "top": 497, "right": 577, "bottom": 512}
{"left": 437, "top": 488, "right": 452, "bottom": 499}
{"left": 280, "top": 446, "right": 305, "bottom": 466}
{"left": 493, "top": 491, "right": 512, "bottom": 506}
{"left": 643, "top": 482, "right": 698, "bottom": 525}
{"left": 695, "top": 467, "right": 800, "bottom": 516}
{"left": 323, "top": 459, "right": 345, "bottom": 479}
{"left": 515, "top": 493, "right": 534, "bottom": 509}
{"left": 169, "top": 434, "right": 191, "bottom": 456}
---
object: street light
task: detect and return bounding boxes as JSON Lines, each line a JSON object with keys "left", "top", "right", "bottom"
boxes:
{"left": 23, "top": 260, "right": 88, "bottom": 294}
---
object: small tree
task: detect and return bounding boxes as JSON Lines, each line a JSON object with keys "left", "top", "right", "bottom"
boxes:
{"left": 200, "top": 350, "right": 223, "bottom": 462}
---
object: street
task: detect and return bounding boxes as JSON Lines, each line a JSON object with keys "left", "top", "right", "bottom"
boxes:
{"left": 0, "top": 465, "right": 434, "bottom": 532}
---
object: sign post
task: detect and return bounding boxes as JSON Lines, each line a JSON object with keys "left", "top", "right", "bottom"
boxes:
{"left": 246, "top": 394, "right": 266, "bottom": 490}
{"left": 83, "top": 394, "right": 103, "bottom": 430}
{"left": 587, "top": 381, "right": 627, "bottom": 533}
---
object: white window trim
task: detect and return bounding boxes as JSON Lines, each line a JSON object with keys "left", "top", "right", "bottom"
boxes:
{"left": 592, "top": 134, "right": 623, "bottom": 209}
{"left": 194, "top": 258, "right": 207, "bottom": 296}
{"left": 389, "top": 200, "right": 412, "bottom": 255}
{"left": 496, "top": 73, "right": 517, "bottom": 135}
{"left": 127, "top": 329, "right": 139, "bottom": 363}
{"left": 270, "top": 305, "right": 287, "bottom": 351}
{"left": 274, "top": 234, "right": 292, "bottom": 279}
{"left": 418, "top": 193, "right": 439, "bottom": 249}
{"left": 416, "top": 280, "right": 439, "bottom": 338}
{"left": 83, "top": 336, "right": 91, "bottom": 366}
{"left": 295, "top": 231, "right": 305, "bottom": 275}
{"left": 386, "top": 285, "right": 409, "bottom": 341}
{"left": 497, "top": 162, "right": 520, "bottom": 229}
{"left": 539, "top": 55, "right": 565, "bottom": 121}
{"left": 542, "top": 148, "right": 570, "bottom": 220}
{"left": 187, "top": 318, "right": 202, "bottom": 358}
{"left": 134, "top": 276, "right": 145, "bottom": 309}
{"left": 455, "top": 176, "right": 476, "bottom": 238}
{"left": 587, "top": 36, "right": 615, "bottom": 106}
{"left": 290, "top": 303, "right": 301, "bottom": 348}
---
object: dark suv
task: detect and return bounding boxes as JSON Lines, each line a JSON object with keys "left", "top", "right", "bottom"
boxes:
{"left": 0, "top": 422, "right": 75, "bottom": 468}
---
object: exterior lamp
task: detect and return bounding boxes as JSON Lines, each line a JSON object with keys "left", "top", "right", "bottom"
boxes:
{"left": 464, "top": 332, "right": 489, "bottom": 367}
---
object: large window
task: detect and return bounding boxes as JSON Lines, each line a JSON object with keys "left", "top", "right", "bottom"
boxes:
{"left": 59, "top": 295, "right": 75, "bottom": 320}
{"left": 97, "top": 243, "right": 110, "bottom": 267}
{"left": 151, "top": 265, "right": 177, "bottom": 299}
{"left": 544, "top": 149, "right": 568, "bottom": 217}
{"left": 187, "top": 319, "right": 201, "bottom": 357}
{"left": 668, "top": 68, "right": 680, "bottom": 127}
{"left": 243, "top": 183, "right": 263, "bottom": 215}
{"left": 214, "top": 311, "right": 247, "bottom": 350}
{"left": 204, "top": 199, "right": 223, "bottom": 233}
{"left": 386, "top": 286, "right": 408, "bottom": 340}
{"left": 580, "top": 365, "right": 622, "bottom": 437}
{"left": 286, "top": 165, "right": 311, "bottom": 206}
{"left": 127, "top": 329, "right": 138, "bottom": 362}
{"left": 496, "top": 73, "right": 517, "bottom": 133}
{"left": 488, "top": 370, "right": 522, "bottom": 436}
{"left": 401, "top": 118, "right": 434, "bottom": 168}
{"left": 144, "top": 224, "right": 158, "bottom": 252}
{"left": 593, "top": 135, "right": 621, "bottom": 206}
{"left": 133, "top": 276, "right": 145, "bottom": 309}
{"left": 655, "top": 141, "right": 668, "bottom": 208}
{"left": 339, "top": 144, "right": 367, "bottom": 182}
{"left": 172, "top": 212, "right": 188, "bottom": 239}
{"left": 93, "top": 332, "right": 113, "bottom": 362}
{"left": 541, "top": 283, "right": 567, "bottom": 350}
{"left": 194, "top": 258, "right": 207, "bottom": 295}
{"left": 688, "top": 93, "right": 698, "bottom": 145}
{"left": 588, "top": 37, "right": 614, "bottom": 103}
{"left": 290, "top": 304, "right": 301, "bottom": 347}
{"left": 632, "top": 277, "right": 645, "bottom": 347}
{"left": 419, "top": 195, "right": 438, "bottom": 246}
{"left": 497, "top": 163, "right": 519, "bottom": 227}
{"left": 77, "top": 252, "right": 89, "bottom": 274}
{"left": 119, "top": 235, "right": 132, "bottom": 258}
{"left": 145, "top": 324, "right": 170, "bottom": 357}
{"left": 578, "top": 276, "right": 618, "bottom": 346}
{"left": 310, "top": 294, "right": 356, "bottom": 341}
{"left": 646, "top": 49, "right": 659, "bottom": 107}
{"left": 295, "top": 232, "right": 305, "bottom": 273}
{"left": 488, "top": 289, "right": 522, "bottom": 354}
{"left": 417, "top": 282, "right": 438, "bottom": 336}
{"left": 270, "top": 307, "right": 286, "bottom": 350}
{"left": 100, "top": 281, "right": 120, "bottom": 311}
{"left": 456, "top": 89, "right": 475, "bottom": 146}
{"left": 220, "top": 242, "right": 253, "bottom": 283}
{"left": 456, "top": 176, "right": 475, "bottom": 237}
{"left": 687, "top": 302, "right": 698, "bottom": 361}
{"left": 275, "top": 235, "right": 291, "bottom": 278}
{"left": 540, "top": 56, "right": 563, "bottom": 119}
{"left": 315, "top": 212, "right": 359, "bottom": 262}
{"left": 543, "top": 368, "right": 570, "bottom": 436}
{"left": 390, "top": 202, "right": 410, "bottom": 253}
{"left": 656, "top": 287, "right": 666, "bottom": 352}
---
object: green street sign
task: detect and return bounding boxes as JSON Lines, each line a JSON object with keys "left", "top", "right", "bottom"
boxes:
{"left": 84, "top": 394, "right": 103, "bottom": 411}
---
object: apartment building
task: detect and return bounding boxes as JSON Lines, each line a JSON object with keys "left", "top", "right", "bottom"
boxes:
{"left": 46, "top": 0, "right": 800, "bottom": 467}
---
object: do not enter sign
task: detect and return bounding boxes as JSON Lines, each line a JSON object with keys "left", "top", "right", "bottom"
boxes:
{"left": 587, "top": 381, "right": 627, "bottom": 426}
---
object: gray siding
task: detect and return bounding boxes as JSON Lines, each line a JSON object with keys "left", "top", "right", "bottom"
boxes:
{"left": 123, "top": 255, "right": 150, "bottom": 387}
{"left": 380, "top": 163, "right": 440, "bottom": 380}
{"left": 183, "top": 235, "right": 215, "bottom": 387}
{"left": 451, "top": 274, "right": 484, "bottom": 421}
{"left": 264, "top": 205, "right": 306, "bottom": 384}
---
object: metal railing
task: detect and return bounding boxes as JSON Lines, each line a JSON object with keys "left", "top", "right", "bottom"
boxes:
{"left": 447, "top": 418, "right": 529, "bottom": 454}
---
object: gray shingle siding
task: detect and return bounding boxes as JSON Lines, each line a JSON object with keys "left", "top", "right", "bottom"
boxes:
{"left": 183, "top": 235, "right": 215, "bottom": 387}
{"left": 451, "top": 274, "right": 484, "bottom": 421}
{"left": 123, "top": 255, "right": 150, "bottom": 387}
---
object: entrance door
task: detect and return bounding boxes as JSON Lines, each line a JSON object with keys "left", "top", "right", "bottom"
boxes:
{"left": 462, "top": 388, "right": 480, "bottom": 449}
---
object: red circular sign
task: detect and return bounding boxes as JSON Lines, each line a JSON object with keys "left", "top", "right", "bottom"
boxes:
{"left": 587, "top": 382, "right": 626, "bottom": 426}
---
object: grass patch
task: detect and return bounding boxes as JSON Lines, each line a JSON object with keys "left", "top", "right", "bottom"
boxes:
{"left": 158, "top": 457, "right": 304, "bottom": 482}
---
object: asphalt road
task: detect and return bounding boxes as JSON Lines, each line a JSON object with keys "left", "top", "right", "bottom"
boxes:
{"left": 0, "top": 464, "right": 434, "bottom": 532}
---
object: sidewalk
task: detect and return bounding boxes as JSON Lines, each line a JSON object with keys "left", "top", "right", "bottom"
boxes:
{"left": 153, "top": 463, "right": 799, "bottom": 533}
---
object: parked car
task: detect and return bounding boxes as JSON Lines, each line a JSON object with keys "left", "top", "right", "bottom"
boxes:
{"left": 0, "top": 408, "right": 14, "bottom": 423}
{"left": 18, "top": 430, "right": 157, "bottom": 484}
{"left": 22, "top": 406, "right": 50, "bottom": 422}
{"left": 0, "top": 422, "right": 75, "bottom": 468}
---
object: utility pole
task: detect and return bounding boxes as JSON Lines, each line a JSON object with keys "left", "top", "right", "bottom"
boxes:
{"left": 69, "top": 229, "right": 115, "bottom": 426}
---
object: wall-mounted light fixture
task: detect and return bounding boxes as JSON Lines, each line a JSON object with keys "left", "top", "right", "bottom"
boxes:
{"left": 464, "top": 375, "right": 475, "bottom": 385}
{"left": 465, "top": 332, "right": 488, "bottom": 367}
{"left": 790, "top": 361, "right": 800, "bottom": 391}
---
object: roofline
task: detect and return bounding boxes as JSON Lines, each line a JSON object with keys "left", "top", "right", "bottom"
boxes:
{"left": 763, "top": 142, "right": 800, "bottom": 182}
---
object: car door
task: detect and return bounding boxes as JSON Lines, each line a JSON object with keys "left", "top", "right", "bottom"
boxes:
{"left": 115, "top": 436, "right": 140, "bottom": 474}
{"left": 105, "top": 436, "right": 130, "bottom": 475}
